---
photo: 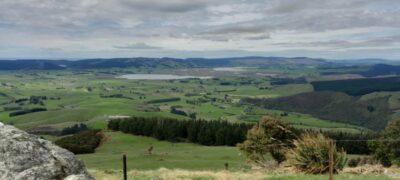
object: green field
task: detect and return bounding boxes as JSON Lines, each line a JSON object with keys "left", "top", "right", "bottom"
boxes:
{"left": 79, "top": 131, "right": 246, "bottom": 171}
{"left": 0, "top": 69, "right": 365, "bottom": 134}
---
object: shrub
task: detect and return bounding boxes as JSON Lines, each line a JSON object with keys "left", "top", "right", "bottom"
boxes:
{"left": 146, "top": 97, "right": 180, "bottom": 104}
{"left": 379, "top": 156, "right": 392, "bottom": 167}
{"left": 369, "top": 119, "right": 400, "bottom": 167}
{"left": 170, "top": 107, "right": 187, "bottom": 116}
{"left": 348, "top": 158, "right": 361, "bottom": 167}
{"left": 238, "top": 116, "right": 296, "bottom": 166}
{"left": 359, "top": 157, "right": 369, "bottom": 165}
{"left": 55, "top": 130, "right": 102, "bottom": 154}
{"left": 286, "top": 133, "right": 347, "bottom": 174}
{"left": 29, "top": 96, "right": 47, "bottom": 104}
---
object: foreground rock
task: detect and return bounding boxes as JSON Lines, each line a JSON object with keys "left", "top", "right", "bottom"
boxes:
{"left": 0, "top": 122, "right": 93, "bottom": 180}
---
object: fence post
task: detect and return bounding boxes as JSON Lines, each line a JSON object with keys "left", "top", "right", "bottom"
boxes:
{"left": 329, "top": 140, "right": 334, "bottom": 180}
{"left": 123, "top": 154, "right": 127, "bottom": 180}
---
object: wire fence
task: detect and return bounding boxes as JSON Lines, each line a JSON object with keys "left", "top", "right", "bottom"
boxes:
{"left": 120, "top": 138, "right": 400, "bottom": 179}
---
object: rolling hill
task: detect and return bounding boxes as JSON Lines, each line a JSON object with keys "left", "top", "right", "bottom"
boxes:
{"left": 0, "top": 60, "right": 67, "bottom": 70}
{"left": 241, "top": 91, "right": 391, "bottom": 130}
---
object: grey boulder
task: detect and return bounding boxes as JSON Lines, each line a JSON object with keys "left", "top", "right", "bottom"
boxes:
{"left": 0, "top": 122, "right": 94, "bottom": 180}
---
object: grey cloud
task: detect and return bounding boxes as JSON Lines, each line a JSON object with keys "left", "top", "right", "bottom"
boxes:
{"left": 200, "top": 24, "right": 268, "bottom": 35}
{"left": 194, "top": 33, "right": 270, "bottom": 42}
{"left": 0, "top": 0, "right": 400, "bottom": 59}
{"left": 1, "top": 0, "right": 399, "bottom": 35}
{"left": 266, "top": 0, "right": 400, "bottom": 31}
{"left": 195, "top": 24, "right": 270, "bottom": 41}
{"left": 268, "top": 0, "right": 374, "bottom": 14}
{"left": 119, "top": 0, "right": 208, "bottom": 13}
{"left": 244, "top": 34, "right": 271, "bottom": 40}
{"left": 273, "top": 35, "right": 400, "bottom": 49}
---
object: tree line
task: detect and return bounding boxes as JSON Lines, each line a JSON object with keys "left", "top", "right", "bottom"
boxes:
{"left": 321, "top": 131, "right": 377, "bottom": 154}
{"left": 9, "top": 107, "right": 47, "bottom": 117}
{"left": 108, "top": 117, "right": 253, "bottom": 146}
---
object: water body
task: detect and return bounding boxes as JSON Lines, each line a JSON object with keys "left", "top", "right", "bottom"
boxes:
{"left": 213, "top": 67, "right": 247, "bottom": 72}
{"left": 118, "top": 74, "right": 213, "bottom": 80}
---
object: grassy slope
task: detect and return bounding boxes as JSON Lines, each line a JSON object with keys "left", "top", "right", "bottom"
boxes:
{"left": 79, "top": 131, "right": 246, "bottom": 171}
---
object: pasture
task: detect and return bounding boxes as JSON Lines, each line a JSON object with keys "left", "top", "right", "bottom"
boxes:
{"left": 0, "top": 69, "right": 364, "bottom": 134}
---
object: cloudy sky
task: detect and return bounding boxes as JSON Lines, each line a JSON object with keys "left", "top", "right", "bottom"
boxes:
{"left": 0, "top": 0, "right": 399, "bottom": 60}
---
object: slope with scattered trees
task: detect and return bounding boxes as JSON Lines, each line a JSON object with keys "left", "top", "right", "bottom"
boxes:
{"left": 241, "top": 91, "right": 391, "bottom": 130}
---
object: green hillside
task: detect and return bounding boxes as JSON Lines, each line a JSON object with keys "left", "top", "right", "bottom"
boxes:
{"left": 241, "top": 91, "right": 392, "bottom": 130}
{"left": 79, "top": 131, "right": 246, "bottom": 170}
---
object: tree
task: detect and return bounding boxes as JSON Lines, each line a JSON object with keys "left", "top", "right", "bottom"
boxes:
{"left": 238, "top": 116, "right": 296, "bottom": 166}
{"left": 286, "top": 133, "right": 347, "bottom": 174}
{"left": 189, "top": 112, "right": 197, "bottom": 119}
{"left": 369, "top": 119, "right": 400, "bottom": 166}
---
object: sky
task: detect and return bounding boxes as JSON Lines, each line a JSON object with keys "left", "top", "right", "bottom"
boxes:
{"left": 0, "top": 0, "right": 399, "bottom": 60}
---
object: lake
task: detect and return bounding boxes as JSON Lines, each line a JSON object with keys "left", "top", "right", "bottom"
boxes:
{"left": 213, "top": 67, "right": 247, "bottom": 72}
{"left": 118, "top": 74, "right": 213, "bottom": 80}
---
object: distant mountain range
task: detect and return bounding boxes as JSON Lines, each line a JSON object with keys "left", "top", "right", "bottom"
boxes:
{"left": 1, "top": 57, "right": 400, "bottom": 78}
{"left": 0, "top": 57, "right": 328, "bottom": 70}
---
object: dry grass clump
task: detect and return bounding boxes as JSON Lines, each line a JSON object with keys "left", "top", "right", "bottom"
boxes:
{"left": 88, "top": 168, "right": 397, "bottom": 180}
{"left": 89, "top": 168, "right": 271, "bottom": 180}
{"left": 343, "top": 164, "right": 385, "bottom": 175}
{"left": 344, "top": 164, "right": 400, "bottom": 179}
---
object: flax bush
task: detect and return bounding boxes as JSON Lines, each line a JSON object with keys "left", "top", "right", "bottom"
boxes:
{"left": 286, "top": 133, "right": 347, "bottom": 174}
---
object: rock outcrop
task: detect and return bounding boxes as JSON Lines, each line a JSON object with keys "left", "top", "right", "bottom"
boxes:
{"left": 0, "top": 122, "right": 93, "bottom": 180}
